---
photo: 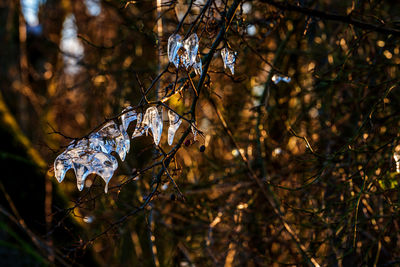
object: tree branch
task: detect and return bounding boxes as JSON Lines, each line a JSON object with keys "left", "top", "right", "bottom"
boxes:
{"left": 260, "top": 0, "right": 400, "bottom": 36}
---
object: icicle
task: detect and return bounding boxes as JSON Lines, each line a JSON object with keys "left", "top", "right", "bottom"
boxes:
{"left": 193, "top": 54, "right": 202, "bottom": 76}
{"left": 93, "top": 121, "right": 130, "bottom": 161}
{"left": 191, "top": 124, "right": 199, "bottom": 141}
{"left": 221, "top": 48, "right": 237, "bottom": 75}
{"left": 54, "top": 138, "right": 119, "bottom": 193}
{"left": 121, "top": 106, "right": 137, "bottom": 132}
{"left": 142, "top": 107, "right": 163, "bottom": 145}
{"left": 168, "top": 34, "right": 183, "bottom": 68}
{"left": 89, "top": 151, "right": 118, "bottom": 193}
{"left": 142, "top": 109, "right": 151, "bottom": 136}
{"left": 167, "top": 33, "right": 199, "bottom": 72}
{"left": 394, "top": 152, "right": 400, "bottom": 173}
{"left": 167, "top": 110, "right": 182, "bottom": 146}
{"left": 54, "top": 151, "right": 73, "bottom": 183}
{"left": 60, "top": 146, "right": 118, "bottom": 192}
{"left": 182, "top": 33, "right": 199, "bottom": 69}
{"left": 272, "top": 74, "right": 291, "bottom": 84}
{"left": 73, "top": 162, "right": 92, "bottom": 191}
{"left": 132, "top": 113, "right": 144, "bottom": 138}
{"left": 120, "top": 125, "right": 131, "bottom": 154}
{"left": 54, "top": 106, "right": 140, "bottom": 193}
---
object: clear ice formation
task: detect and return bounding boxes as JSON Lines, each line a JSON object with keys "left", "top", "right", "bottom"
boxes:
{"left": 168, "top": 34, "right": 183, "bottom": 68}
{"left": 167, "top": 110, "right": 182, "bottom": 146}
{"left": 221, "top": 48, "right": 237, "bottom": 75}
{"left": 54, "top": 152, "right": 73, "bottom": 184}
{"left": 182, "top": 33, "right": 199, "bottom": 68}
{"left": 271, "top": 74, "right": 291, "bottom": 84}
{"left": 54, "top": 107, "right": 139, "bottom": 193}
{"left": 121, "top": 107, "right": 137, "bottom": 132}
{"left": 54, "top": 105, "right": 189, "bottom": 193}
{"left": 194, "top": 55, "right": 202, "bottom": 76}
{"left": 167, "top": 33, "right": 201, "bottom": 74}
{"left": 91, "top": 121, "right": 130, "bottom": 161}
{"left": 132, "top": 113, "right": 144, "bottom": 138}
{"left": 394, "top": 152, "right": 400, "bottom": 173}
{"left": 132, "top": 107, "right": 163, "bottom": 145}
{"left": 143, "top": 107, "right": 163, "bottom": 145}
{"left": 191, "top": 124, "right": 198, "bottom": 141}
{"left": 54, "top": 145, "right": 118, "bottom": 193}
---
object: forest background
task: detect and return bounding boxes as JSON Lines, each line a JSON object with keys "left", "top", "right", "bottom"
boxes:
{"left": 1, "top": 0, "right": 400, "bottom": 266}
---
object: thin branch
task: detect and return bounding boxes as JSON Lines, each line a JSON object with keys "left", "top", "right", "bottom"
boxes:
{"left": 260, "top": 0, "right": 400, "bottom": 36}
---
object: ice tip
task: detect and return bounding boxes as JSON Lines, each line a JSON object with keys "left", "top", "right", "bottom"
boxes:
{"left": 55, "top": 174, "right": 63, "bottom": 183}
{"left": 77, "top": 182, "right": 84, "bottom": 191}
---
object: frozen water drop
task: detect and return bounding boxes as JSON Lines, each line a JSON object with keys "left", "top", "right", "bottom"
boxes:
{"left": 180, "top": 49, "right": 190, "bottom": 69}
{"left": 221, "top": 48, "right": 237, "bottom": 75}
{"left": 193, "top": 55, "right": 202, "bottom": 76}
{"left": 64, "top": 146, "right": 118, "bottom": 192}
{"left": 168, "top": 34, "right": 183, "bottom": 68}
{"left": 161, "top": 183, "right": 169, "bottom": 191}
{"left": 66, "top": 147, "right": 94, "bottom": 191}
{"left": 182, "top": 33, "right": 199, "bottom": 69}
{"left": 132, "top": 113, "right": 144, "bottom": 138}
{"left": 53, "top": 106, "right": 146, "bottom": 193}
{"left": 167, "top": 110, "right": 182, "bottom": 146}
{"left": 121, "top": 125, "right": 131, "bottom": 154}
{"left": 94, "top": 121, "right": 129, "bottom": 161}
{"left": 74, "top": 164, "right": 91, "bottom": 191}
{"left": 394, "top": 152, "right": 400, "bottom": 173}
{"left": 143, "top": 107, "right": 163, "bottom": 145}
{"left": 272, "top": 74, "right": 291, "bottom": 84}
{"left": 83, "top": 215, "right": 94, "bottom": 223}
{"left": 142, "top": 109, "right": 151, "bottom": 136}
{"left": 54, "top": 151, "right": 73, "bottom": 183}
{"left": 89, "top": 151, "right": 118, "bottom": 193}
{"left": 121, "top": 106, "right": 137, "bottom": 132}
{"left": 167, "top": 33, "right": 200, "bottom": 71}
{"left": 191, "top": 124, "right": 199, "bottom": 141}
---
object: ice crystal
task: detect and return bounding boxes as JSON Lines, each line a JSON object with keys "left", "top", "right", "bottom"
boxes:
{"left": 167, "top": 110, "right": 182, "bottom": 146}
{"left": 394, "top": 152, "right": 400, "bottom": 173}
{"left": 191, "top": 124, "right": 198, "bottom": 141}
{"left": 168, "top": 34, "right": 183, "bottom": 68}
{"left": 91, "top": 121, "right": 130, "bottom": 161}
{"left": 142, "top": 107, "right": 163, "bottom": 145}
{"left": 221, "top": 48, "right": 237, "bottom": 75}
{"left": 54, "top": 145, "right": 118, "bottom": 193}
{"left": 167, "top": 33, "right": 200, "bottom": 74}
{"left": 54, "top": 108, "right": 135, "bottom": 192}
{"left": 272, "top": 74, "right": 291, "bottom": 84}
{"left": 193, "top": 55, "right": 202, "bottom": 76}
{"left": 182, "top": 33, "right": 199, "bottom": 69}
{"left": 132, "top": 113, "right": 144, "bottom": 138}
{"left": 121, "top": 106, "right": 137, "bottom": 132}
{"left": 131, "top": 107, "right": 163, "bottom": 145}
{"left": 54, "top": 105, "right": 186, "bottom": 193}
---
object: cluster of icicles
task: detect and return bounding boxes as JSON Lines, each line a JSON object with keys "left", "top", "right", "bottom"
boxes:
{"left": 54, "top": 107, "right": 182, "bottom": 193}
{"left": 167, "top": 33, "right": 237, "bottom": 75}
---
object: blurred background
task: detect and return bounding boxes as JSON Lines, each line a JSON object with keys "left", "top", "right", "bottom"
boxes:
{"left": 1, "top": 0, "right": 400, "bottom": 266}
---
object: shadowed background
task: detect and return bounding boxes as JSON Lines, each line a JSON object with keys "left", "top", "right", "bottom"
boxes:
{"left": 1, "top": 0, "right": 400, "bottom": 266}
